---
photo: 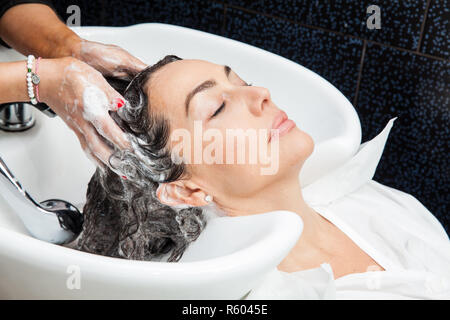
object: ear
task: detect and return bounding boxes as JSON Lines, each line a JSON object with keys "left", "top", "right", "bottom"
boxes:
{"left": 156, "top": 180, "right": 208, "bottom": 207}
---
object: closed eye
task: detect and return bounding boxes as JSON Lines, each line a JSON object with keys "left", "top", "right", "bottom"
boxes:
{"left": 210, "top": 82, "right": 251, "bottom": 119}
{"left": 211, "top": 102, "right": 225, "bottom": 118}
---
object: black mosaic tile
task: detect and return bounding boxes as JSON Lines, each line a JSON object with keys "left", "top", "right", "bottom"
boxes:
{"left": 226, "top": 0, "right": 429, "bottom": 51}
{"left": 102, "top": 0, "right": 224, "bottom": 36}
{"left": 224, "top": 7, "right": 363, "bottom": 103}
{"left": 51, "top": 0, "right": 106, "bottom": 26}
{"left": 355, "top": 42, "right": 450, "bottom": 233}
{"left": 421, "top": 0, "right": 449, "bottom": 59}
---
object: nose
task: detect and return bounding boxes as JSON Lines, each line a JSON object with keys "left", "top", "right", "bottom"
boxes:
{"left": 244, "top": 86, "right": 271, "bottom": 116}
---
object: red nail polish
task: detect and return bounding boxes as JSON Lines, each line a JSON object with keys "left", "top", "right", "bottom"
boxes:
{"left": 122, "top": 175, "right": 127, "bottom": 180}
{"left": 117, "top": 98, "right": 125, "bottom": 108}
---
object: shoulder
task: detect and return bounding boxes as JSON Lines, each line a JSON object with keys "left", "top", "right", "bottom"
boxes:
{"left": 350, "top": 180, "right": 449, "bottom": 242}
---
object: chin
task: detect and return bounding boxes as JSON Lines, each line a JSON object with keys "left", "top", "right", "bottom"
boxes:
{"left": 279, "top": 127, "right": 314, "bottom": 169}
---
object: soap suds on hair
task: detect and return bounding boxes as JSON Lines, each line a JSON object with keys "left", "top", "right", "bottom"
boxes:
{"left": 75, "top": 55, "right": 211, "bottom": 262}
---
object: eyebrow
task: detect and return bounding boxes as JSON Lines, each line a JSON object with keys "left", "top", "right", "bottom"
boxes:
{"left": 185, "top": 65, "right": 231, "bottom": 116}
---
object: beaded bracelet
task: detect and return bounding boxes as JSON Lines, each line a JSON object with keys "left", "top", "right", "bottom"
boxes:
{"left": 34, "top": 57, "right": 41, "bottom": 103}
{"left": 26, "top": 55, "right": 40, "bottom": 105}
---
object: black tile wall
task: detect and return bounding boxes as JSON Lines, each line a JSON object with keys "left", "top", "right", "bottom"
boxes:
{"left": 421, "top": 0, "right": 449, "bottom": 59}
{"left": 224, "top": 7, "right": 363, "bottom": 102}
{"left": 225, "top": 0, "right": 429, "bottom": 51}
{"left": 355, "top": 43, "right": 449, "bottom": 233}
{"left": 54, "top": 0, "right": 224, "bottom": 35}
{"left": 49, "top": 0, "right": 450, "bottom": 233}
{"left": 103, "top": 0, "right": 224, "bottom": 35}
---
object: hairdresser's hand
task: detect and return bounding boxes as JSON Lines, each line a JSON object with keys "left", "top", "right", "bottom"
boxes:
{"left": 72, "top": 39, "right": 147, "bottom": 80}
{"left": 38, "top": 56, "right": 130, "bottom": 168}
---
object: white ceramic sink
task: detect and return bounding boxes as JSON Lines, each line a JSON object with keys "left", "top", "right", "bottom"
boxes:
{"left": 0, "top": 113, "right": 302, "bottom": 299}
{"left": 0, "top": 23, "right": 361, "bottom": 299}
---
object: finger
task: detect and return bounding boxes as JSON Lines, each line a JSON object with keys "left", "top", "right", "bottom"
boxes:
{"left": 116, "top": 50, "right": 146, "bottom": 77}
{"left": 126, "top": 56, "right": 147, "bottom": 75}
{"left": 83, "top": 144, "right": 107, "bottom": 171}
{"left": 105, "top": 86, "right": 126, "bottom": 112}
{"left": 95, "top": 85, "right": 131, "bottom": 150}
{"left": 92, "top": 114, "right": 131, "bottom": 150}
{"left": 78, "top": 81, "right": 129, "bottom": 150}
{"left": 81, "top": 121, "right": 115, "bottom": 167}
{"left": 110, "top": 70, "right": 134, "bottom": 81}
{"left": 69, "top": 121, "right": 106, "bottom": 170}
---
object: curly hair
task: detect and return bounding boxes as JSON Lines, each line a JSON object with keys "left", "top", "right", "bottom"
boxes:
{"left": 76, "top": 55, "right": 207, "bottom": 262}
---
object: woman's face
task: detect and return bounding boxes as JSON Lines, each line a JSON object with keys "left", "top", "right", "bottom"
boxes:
{"left": 147, "top": 59, "right": 314, "bottom": 206}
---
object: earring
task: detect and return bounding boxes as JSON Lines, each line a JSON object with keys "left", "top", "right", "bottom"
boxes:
{"left": 205, "top": 194, "right": 213, "bottom": 203}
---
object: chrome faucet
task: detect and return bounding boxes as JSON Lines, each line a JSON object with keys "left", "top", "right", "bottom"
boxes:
{"left": 0, "top": 156, "right": 83, "bottom": 244}
{"left": 0, "top": 102, "right": 82, "bottom": 244}
{"left": 0, "top": 102, "right": 56, "bottom": 132}
{"left": 0, "top": 102, "right": 83, "bottom": 244}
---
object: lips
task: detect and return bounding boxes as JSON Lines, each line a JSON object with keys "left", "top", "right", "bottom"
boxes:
{"left": 269, "top": 110, "right": 296, "bottom": 142}
{"left": 271, "top": 111, "right": 288, "bottom": 131}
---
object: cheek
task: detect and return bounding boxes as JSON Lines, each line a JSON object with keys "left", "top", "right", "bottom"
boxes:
{"left": 189, "top": 160, "right": 265, "bottom": 198}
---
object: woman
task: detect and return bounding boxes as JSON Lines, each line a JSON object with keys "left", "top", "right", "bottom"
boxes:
{"left": 77, "top": 55, "right": 450, "bottom": 299}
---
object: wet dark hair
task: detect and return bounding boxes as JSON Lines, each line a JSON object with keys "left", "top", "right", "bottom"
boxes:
{"left": 76, "top": 55, "right": 207, "bottom": 262}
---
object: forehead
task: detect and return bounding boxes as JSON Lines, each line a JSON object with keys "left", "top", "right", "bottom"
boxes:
{"left": 147, "top": 59, "right": 222, "bottom": 115}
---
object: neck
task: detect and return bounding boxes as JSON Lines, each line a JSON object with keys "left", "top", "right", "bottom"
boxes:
{"left": 220, "top": 175, "right": 329, "bottom": 245}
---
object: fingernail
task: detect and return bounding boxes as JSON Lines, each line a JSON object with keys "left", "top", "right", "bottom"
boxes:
{"left": 122, "top": 175, "right": 127, "bottom": 180}
{"left": 116, "top": 98, "right": 125, "bottom": 109}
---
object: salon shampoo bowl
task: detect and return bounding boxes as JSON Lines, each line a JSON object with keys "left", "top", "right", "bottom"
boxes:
{"left": 0, "top": 23, "right": 361, "bottom": 299}
{"left": 0, "top": 111, "right": 302, "bottom": 299}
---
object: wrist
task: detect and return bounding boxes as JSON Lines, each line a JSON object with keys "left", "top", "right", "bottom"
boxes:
{"left": 38, "top": 57, "right": 74, "bottom": 104}
{"left": 37, "top": 58, "right": 58, "bottom": 104}
{"left": 46, "top": 28, "right": 82, "bottom": 59}
{"left": 60, "top": 33, "right": 82, "bottom": 59}
{"left": 66, "top": 34, "right": 83, "bottom": 59}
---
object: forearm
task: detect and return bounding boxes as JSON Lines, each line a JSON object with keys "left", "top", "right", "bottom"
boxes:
{"left": 0, "top": 57, "right": 64, "bottom": 104}
{"left": 0, "top": 61, "right": 28, "bottom": 103}
{"left": 0, "top": 3, "right": 80, "bottom": 58}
